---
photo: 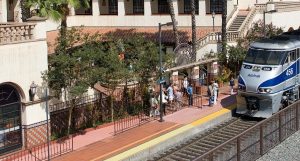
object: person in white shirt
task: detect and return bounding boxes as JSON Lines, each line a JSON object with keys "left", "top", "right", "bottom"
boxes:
{"left": 183, "top": 77, "right": 188, "bottom": 96}
{"left": 158, "top": 89, "right": 168, "bottom": 116}
{"left": 213, "top": 80, "right": 219, "bottom": 104}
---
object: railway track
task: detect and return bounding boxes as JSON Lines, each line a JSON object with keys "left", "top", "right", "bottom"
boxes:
{"left": 149, "top": 118, "right": 260, "bottom": 161}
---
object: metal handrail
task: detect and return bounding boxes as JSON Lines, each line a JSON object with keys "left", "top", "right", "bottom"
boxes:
{"left": 193, "top": 100, "right": 300, "bottom": 160}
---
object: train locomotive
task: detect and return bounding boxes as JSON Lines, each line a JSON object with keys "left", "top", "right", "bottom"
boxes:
{"left": 236, "top": 30, "right": 300, "bottom": 118}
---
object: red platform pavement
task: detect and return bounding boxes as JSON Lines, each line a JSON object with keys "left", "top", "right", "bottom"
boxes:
{"left": 53, "top": 85, "right": 237, "bottom": 161}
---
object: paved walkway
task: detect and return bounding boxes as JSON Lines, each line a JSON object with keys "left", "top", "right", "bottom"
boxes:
{"left": 53, "top": 85, "right": 237, "bottom": 161}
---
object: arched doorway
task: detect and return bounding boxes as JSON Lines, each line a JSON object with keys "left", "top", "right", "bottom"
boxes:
{"left": 0, "top": 84, "right": 22, "bottom": 154}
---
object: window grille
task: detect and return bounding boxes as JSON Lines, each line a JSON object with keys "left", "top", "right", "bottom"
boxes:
{"left": 0, "top": 84, "right": 22, "bottom": 154}
{"left": 109, "top": 0, "right": 118, "bottom": 14}
{"left": 158, "top": 0, "right": 169, "bottom": 14}
{"left": 210, "top": 0, "right": 222, "bottom": 14}
{"left": 133, "top": 0, "right": 144, "bottom": 14}
{"left": 184, "top": 0, "right": 199, "bottom": 14}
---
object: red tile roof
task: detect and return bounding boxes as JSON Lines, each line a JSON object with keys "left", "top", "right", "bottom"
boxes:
{"left": 46, "top": 26, "right": 220, "bottom": 54}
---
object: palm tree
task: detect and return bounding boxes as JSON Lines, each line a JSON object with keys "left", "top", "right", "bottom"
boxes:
{"left": 167, "top": 0, "right": 180, "bottom": 47}
{"left": 26, "top": 0, "right": 89, "bottom": 41}
{"left": 191, "top": 0, "right": 196, "bottom": 62}
{"left": 222, "top": 0, "right": 227, "bottom": 56}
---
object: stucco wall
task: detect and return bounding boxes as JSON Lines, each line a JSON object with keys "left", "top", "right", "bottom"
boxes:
{"left": 0, "top": 40, "right": 48, "bottom": 125}
{"left": 251, "top": 10, "right": 300, "bottom": 32}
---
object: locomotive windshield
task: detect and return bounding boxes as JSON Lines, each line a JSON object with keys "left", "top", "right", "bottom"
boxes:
{"left": 244, "top": 49, "right": 286, "bottom": 65}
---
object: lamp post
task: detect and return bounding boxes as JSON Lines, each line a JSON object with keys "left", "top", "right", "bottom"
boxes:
{"left": 212, "top": 10, "right": 215, "bottom": 32}
{"left": 158, "top": 22, "right": 174, "bottom": 122}
{"left": 45, "top": 88, "right": 50, "bottom": 161}
{"left": 263, "top": 9, "right": 277, "bottom": 38}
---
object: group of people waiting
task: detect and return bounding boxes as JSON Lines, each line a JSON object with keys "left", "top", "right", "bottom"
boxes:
{"left": 149, "top": 78, "right": 194, "bottom": 117}
{"left": 149, "top": 83, "right": 180, "bottom": 117}
{"left": 207, "top": 77, "right": 235, "bottom": 106}
{"left": 150, "top": 76, "right": 236, "bottom": 116}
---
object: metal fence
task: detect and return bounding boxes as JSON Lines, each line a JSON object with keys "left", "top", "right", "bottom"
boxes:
{"left": 0, "top": 133, "right": 73, "bottom": 161}
{"left": 113, "top": 100, "right": 151, "bottom": 135}
{"left": 193, "top": 100, "right": 300, "bottom": 161}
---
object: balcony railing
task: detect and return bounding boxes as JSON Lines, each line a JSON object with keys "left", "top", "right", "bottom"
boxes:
{"left": 0, "top": 23, "right": 36, "bottom": 44}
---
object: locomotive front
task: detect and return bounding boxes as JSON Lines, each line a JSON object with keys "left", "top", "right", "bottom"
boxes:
{"left": 236, "top": 39, "right": 297, "bottom": 118}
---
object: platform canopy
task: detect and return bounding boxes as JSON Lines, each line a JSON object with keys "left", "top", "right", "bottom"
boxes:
{"left": 167, "top": 58, "right": 218, "bottom": 72}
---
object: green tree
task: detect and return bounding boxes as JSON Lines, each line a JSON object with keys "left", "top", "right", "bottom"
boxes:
{"left": 43, "top": 28, "right": 91, "bottom": 135}
{"left": 121, "top": 35, "right": 172, "bottom": 113}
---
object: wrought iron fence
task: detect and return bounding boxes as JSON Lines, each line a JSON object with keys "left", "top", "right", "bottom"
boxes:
{"left": 50, "top": 94, "right": 110, "bottom": 138}
{"left": 0, "top": 131, "right": 73, "bottom": 161}
{"left": 113, "top": 100, "right": 151, "bottom": 135}
{"left": 193, "top": 100, "right": 300, "bottom": 161}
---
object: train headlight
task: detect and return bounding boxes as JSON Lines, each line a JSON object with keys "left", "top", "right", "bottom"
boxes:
{"left": 238, "top": 84, "right": 246, "bottom": 91}
{"left": 258, "top": 88, "right": 272, "bottom": 93}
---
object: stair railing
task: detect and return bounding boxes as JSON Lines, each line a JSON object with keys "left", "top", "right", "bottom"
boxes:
{"left": 226, "top": 5, "right": 238, "bottom": 29}
{"left": 238, "top": 5, "right": 259, "bottom": 38}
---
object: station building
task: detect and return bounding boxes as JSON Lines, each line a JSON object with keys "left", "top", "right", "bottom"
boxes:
{"left": 0, "top": 0, "right": 300, "bottom": 154}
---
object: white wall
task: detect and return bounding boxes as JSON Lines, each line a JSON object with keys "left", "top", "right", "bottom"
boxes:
{"left": 269, "top": 11, "right": 300, "bottom": 31}
{"left": 0, "top": 0, "right": 7, "bottom": 22}
{"left": 251, "top": 10, "right": 300, "bottom": 32}
{"left": 0, "top": 40, "right": 48, "bottom": 125}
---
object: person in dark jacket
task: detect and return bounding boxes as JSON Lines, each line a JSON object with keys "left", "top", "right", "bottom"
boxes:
{"left": 187, "top": 84, "right": 193, "bottom": 106}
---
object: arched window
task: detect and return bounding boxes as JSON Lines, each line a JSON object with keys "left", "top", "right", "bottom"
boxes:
{"left": 0, "top": 84, "right": 22, "bottom": 154}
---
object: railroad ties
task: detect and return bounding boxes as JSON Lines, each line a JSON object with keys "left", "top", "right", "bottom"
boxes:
{"left": 149, "top": 118, "right": 259, "bottom": 161}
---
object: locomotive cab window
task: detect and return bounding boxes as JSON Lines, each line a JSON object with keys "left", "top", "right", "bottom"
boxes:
{"left": 284, "top": 54, "right": 290, "bottom": 64}
{"left": 290, "top": 50, "right": 296, "bottom": 61}
{"left": 244, "top": 49, "right": 286, "bottom": 65}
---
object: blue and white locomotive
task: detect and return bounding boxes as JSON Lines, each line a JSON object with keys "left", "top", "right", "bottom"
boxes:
{"left": 236, "top": 30, "right": 300, "bottom": 118}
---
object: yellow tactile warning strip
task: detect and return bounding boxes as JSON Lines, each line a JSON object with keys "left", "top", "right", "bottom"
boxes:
{"left": 93, "top": 104, "right": 236, "bottom": 161}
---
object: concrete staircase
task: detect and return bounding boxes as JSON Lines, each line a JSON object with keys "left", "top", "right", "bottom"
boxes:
{"left": 227, "top": 11, "right": 249, "bottom": 32}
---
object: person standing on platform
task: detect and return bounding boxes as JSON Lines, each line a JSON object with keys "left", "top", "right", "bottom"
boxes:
{"left": 213, "top": 81, "right": 218, "bottom": 105}
{"left": 158, "top": 89, "right": 168, "bottom": 116}
{"left": 229, "top": 77, "right": 235, "bottom": 95}
{"left": 208, "top": 81, "right": 214, "bottom": 106}
{"left": 187, "top": 84, "right": 193, "bottom": 107}
{"left": 167, "top": 83, "right": 174, "bottom": 104}
{"left": 183, "top": 77, "right": 188, "bottom": 96}
{"left": 149, "top": 93, "right": 158, "bottom": 117}
{"left": 213, "top": 80, "right": 219, "bottom": 101}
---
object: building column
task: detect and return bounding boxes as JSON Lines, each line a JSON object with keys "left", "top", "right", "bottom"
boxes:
{"left": 192, "top": 66, "right": 200, "bottom": 80}
{"left": 0, "top": 0, "right": 7, "bottom": 22}
{"left": 14, "top": 0, "right": 22, "bottom": 22}
{"left": 69, "top": 6, "right": 75, "bottom": 16}
{"left": 207, "top": 61, "right": 218, "bottom": 83}
{"left": 171, "top": 71, "right": 179, "bottom": 84}
{"left": 118, "top": 0, "right": 125, "bottom": 16}
{"left": 92, "top": 0, "right": 100, "bottom": 16}
{"left": 144, "top": 0, "right": 151, "bottom": 16}
{"left": 199, "top": 0, "right": 206, "bottom": 16}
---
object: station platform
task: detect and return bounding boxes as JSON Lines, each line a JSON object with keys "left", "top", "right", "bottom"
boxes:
{"left": 53, "top": 86, "right": 237, "bottom": 161}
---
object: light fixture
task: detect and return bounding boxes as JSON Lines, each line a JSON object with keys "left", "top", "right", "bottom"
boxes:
{"left": 30, "top": 81, "right": 37, "bottom": 101}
